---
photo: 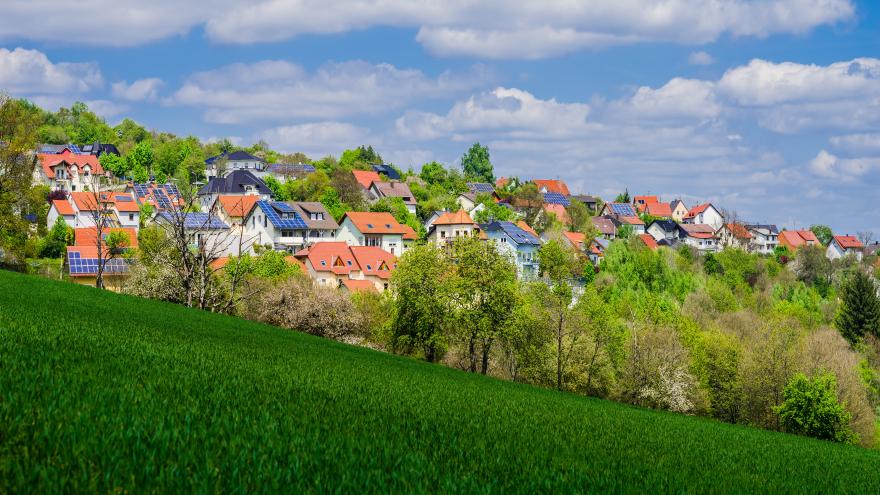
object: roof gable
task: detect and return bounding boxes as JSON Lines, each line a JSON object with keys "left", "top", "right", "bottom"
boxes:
{"left": 343, "top": 212, "right": 407, "bottom": 235}
{"left": 352, "top": 170, "right": 381, "bottom": 189}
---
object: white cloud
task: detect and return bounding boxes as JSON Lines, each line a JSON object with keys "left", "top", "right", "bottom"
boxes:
{"left": 830, "top": 133, "right": 880, "bottom": 153}
{"left": 688, "top": 51, "right": 715, "bottom": 65}
{"left": 111, "top": 78, "right": 163, "bottom": 101}
{"left": 171, "top": 60, "right": 487, "bottom": 124}
{"left": 809, "top": 150, "right": 880, "bottom": 180}
{"left": 0, "top": 1, "right": 856, "bottom": 58}
{"left": 608, "top": 78, "right": 721, "bottom": 122}
{"left": 0, "top": 47, "right": 102, "bottom": 94}
{"left": 260, "top": 122, "right": 372, "bottom": 155}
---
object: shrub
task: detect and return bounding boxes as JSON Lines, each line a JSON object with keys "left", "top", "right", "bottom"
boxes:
{"left": 774, "top": 371, "right": 857, "bottom": 444}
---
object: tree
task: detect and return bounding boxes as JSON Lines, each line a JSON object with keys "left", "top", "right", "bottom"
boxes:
{"left": 472, "top": 195, "right": 515, "bottom": 223}
{"left": 126, "top": 141, "right": 154, "bottom": 177}
{"left": 512, "top": 182, "right": 543, "bottom": 225}
{"left": 614, "top": 189, "right": 631, "bottom": 203}
{"left": 461, "top": 142, "right": 493, "bottom": 183}
{"left": 857, "top": 231, "right": 875, "bottom": 247}
{"left": 40, "top": 217, "right": 73, "bottom": 259}
{"left": 0, "top": 95, "right": 41, "bottom": 263}
{"left": 99, "top": 152, "right": 127, "bottom": 178}
{"left": 331, "top": 168, "right": 368, "bottom": 211}
{"left": 793, "top": 245, "right": 832, "bottom": 294}
{"left": 616, "top": 224, "right": 634, "bottom": 240}
{"left": 774, "top": 372, "right": 857, "bottom": 444}
{"left": 578, "top": 286, "right": 624, "bottom": 396}
{"left": 566, "top": 199, "right": 592, "bottom": 233}
{"left": 835, "top": 271, "right": 880, "bottom": 344}
{"left": 810, "top": 225, "right": 833, "bottom": 246}
{"left": 390, "top": 244, "right": 452, "bottom": 362}
{"left": 79, "top": 175, "right": 123, "bottom": 289}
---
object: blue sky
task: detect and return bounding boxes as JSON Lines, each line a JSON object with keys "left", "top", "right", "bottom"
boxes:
{"left": 2, "top": 0, "right": 879, "bottom": 235}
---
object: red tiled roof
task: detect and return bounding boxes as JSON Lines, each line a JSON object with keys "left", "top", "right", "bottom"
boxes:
{"left": 834, "top": 235, "right": 863, "bottom": 249}
{"left": 217, "top": 195, "right": 260, "bottom": 218}
{"left": 433, "top": 209, "right": 474, "bottom": 226}
{"left": 69, "top": 191, "right": 105, "bottom": 211}
{"left": 52, "top": 199, "right": 75, "bottom": 216}
{"left": 38, "top": 150, "right": 103, "bottom": 179}
{"left": 400, "top": 224, "right": 418, "bottom": 240}
{"left": 295, "top": 241, "right": 360, "bottom": 276}
{"left": 645, "top": 202, "right": 673, "bottom": 217}
{"left": 496, "top": 177, "right": 509, "bottom": 189}
{"left": 533, "top": 179, "right": 570, "bottom": 196}
{"left": 779, "top": 230, "right": 820, "bottom": 249}
{"left": 563, "top": 231, "right": 585, "bottom": 249}
{"left": 74, "top": 227, "right": 138, "bottom": 249}
{"left": 543, "top": 203, "right": 569, "bottom": 223}
{"left": 351, "top": 246, "right": 397, "bottom": 280}
{"left": 111, "top": 192, "right": 140, "bottom": 212}
{"left": 688, "top": 232, "right": 715, "bottom": 239}
{"left": 619, "top": 215, "right": 645, "bottom": 225}
{"left": 726, "top": 223, "right": 753, "bottom": 240}
{"left": 685, "top": 203, "right": 711, "bottom": 218}
{"left": 343, "top": 212, "right": 408, "bottom": 235}
{"left": 634, "top": 195, "right": 659, "bottom": 205}
{"left": 638, "top": 233, "right": 659, "bottom": 250}
{"left": 352, "top": 170, "right": 381, "bottom": 189}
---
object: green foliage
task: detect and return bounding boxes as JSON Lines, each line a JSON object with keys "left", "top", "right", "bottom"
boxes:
{"left": 3, "top": 271, "right": 880, "bottom": 492}
{"left": 281, "top": 171, "right": 331, "bottom": 202}
{"left": 39, "top": 217, "right": 73, "bottom": 258}
{"left": 319, "top": 188, "right": 347, "bottom": 222}
{"left": 616, "top": 224, "right": 634, "bottom": 240}
{"left": 0, "top": 96, "right": 41, "bottom": 263}
{"left": 614, "top": 189, "right": 631, "bottom": 203}
{"left": 774, "top": 372, "right": 857, "bottom": 444}
{"left": 461, "top": 142, "right": 494, "bottom": 183}
{"left": 263, "top": 175, "right": 283, "bottom": 199}
{"left": 836, "top": 271, "right": 880, "bottom": 344}
{"left": 339, "top": 145, "right": 382, "bottom": 170}
{"left": 225, "top": 251, "right": 301, "bottom": 281}
{"left": 126, "top": 141, "right": 154, "bottom": 175}
{"left": 105, "top": 230, "right": 129, "bottom": 252}
{"left": 602, "top": 241, "right": 697, "bottom": 302}
{"left": 370, "top": 197, "right": 422, "bottom": 236}
{"left": 99, "top": 152, "right": 127, "bottom": 177}
{"left": 538, "top": 239, "right": 581, "bottom": 283}
{"left": 810, "top": 225, "right": 834, "bottom": 246}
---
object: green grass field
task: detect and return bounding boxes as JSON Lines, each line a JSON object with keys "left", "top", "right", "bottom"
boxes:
{"left": 1, "top": 270, "right": 879, "bottom": 493}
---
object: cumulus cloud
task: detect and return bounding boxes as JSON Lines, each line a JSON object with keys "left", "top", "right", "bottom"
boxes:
{"left": 830, "top": 133, "right": 880, "bottom": 153}
{"left": 688, "top": 51, "right": 715, "bottom": 65}
{"left": 171, "top": 60, "right": 488, "bottom": 124}
{"left": 809, "top": 150, "right": 880, "bottom": 180}
{"left": 0, "top": 47, "right": 102, "bottom": 94}
{"left": 111, "top": 78, "right": 163, "bottom": 101}
{"left": 1, "top": 1, "right": 856, "bottom": 58}
{"left": 260, "top": 122, "right": 372, "bottom": 155}
{"left": 608, "top": 78, "right": 721, "bottom": 122}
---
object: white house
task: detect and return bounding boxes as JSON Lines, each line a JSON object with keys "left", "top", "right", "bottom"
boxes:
{"left": 34, "top": 149, "right": 105, "bottom": 192}
{"left": 646, "top": 220, "right": 686, "bottom": 244}
{"left": 205, "top": 150, "right": 266, "bottom": 179}
{"left": 680, "top": 224, "right": 720, "bottom": 253}
{"left": 368, "top": 181, "right": 418, "bottom": 215}
{"left": 294, "top": 242, "right": 397, "bottom": 292}
{"left": 335, "top": 211, "right": 409, "bottom": 256}
{"left": 154, "top": 212, "right": 243, "bottom": 256}
{"left": 717, "top": 223, "right": 752, "bottom": 251}
{"left": 682, "top": 203, "right": 724, "bottom": 231}
{"left": 197, "top": 170, "right": 272, "bottom": 210}
{"left": 242, "top": 200, "right": 311, "bottom": 253}
{"left": 49, "top": 192, "right": 140, "bottom": 231}
{"left": 426, "top": 210, "right": 480, "bottom": 245}
{"left": 745, "top": 224, "right": 779, "bottom": 254}
{"left": 480, "top": 220, "right": 541, "bottom": 279}
{"left": 826, "top": 235, "right": 864, "bottom": 261}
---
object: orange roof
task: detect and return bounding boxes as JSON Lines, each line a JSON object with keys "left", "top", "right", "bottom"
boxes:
{"left": 400, "top": 224, "right": 418, "bottom": 240}
{"left": 496, "top": 177, "right": 509, "bottom": 189}
{"left": 52, "top": 199, "right": 75, "bottom": 216}
{"left": 74, "top": 227, "right": 138, "bottom": 248}
{"left": 111, "top": 192, "right": 140, "bottom": 212}
{"left": 685, "top": 203, "right": 712, "bottom": 218}
{"left": 343, "top": 212, "right": 408, "bottom": 235}
{"left": 351, "top": 246, "right": 397, "bottom": 280}
{"left": 210, "top": 257, "right": 231, "bottom": 270}
{"left": 433, "top": 209, "right": 475, "bottom": 226}
{"left": 779, "top": 230, "right": 819, "bottom": 249}
{"left": 563, "top": 231, "right": 585, "bottom": 250}
{"left": 834, "top": 235, "right": 863, "bottom": 249}
{"left": 634, "top": 195, "right": 659, "bottom": 205}
{"left": 38, "top": 150, "right": 103, "bottom": 179}
{"left": 284, "top": 255, "right": 307, "bottom": 272}
{"left": 688, "top": 232, "right": 715, "bottom": 239}
{"left": 352, "top": 170, "right": 381, "bottom": 189}
{"left": 638, "top": 234, "right": 659, "bottom": 250}
{"left": 295, "top": 241, "right": 360, "bottom": 275}
{"left": 619, "top": 215, "right": 645, "bottom": 225}
{"left": 516, "top": 220, "right": 539, "bottom": 238}
{"left": 341, "top": 279, "right": 377, "bottom": 292}
{"left": 217, "top": 195, "right": 260, "bottom": 218}
{"left": 69, "top": 191, "right": 106, "bottom": 211}
{"left": 543, "top": 203, "right": 569, "bottom": 223}
{"left": 645, "top": 202, "right": 673, "bottom": 217}
{"left": 725, "top": 223, "right": 753, "bottom": 240}
{"left": 533, "top": 179, "right": 570, "bottom": 196}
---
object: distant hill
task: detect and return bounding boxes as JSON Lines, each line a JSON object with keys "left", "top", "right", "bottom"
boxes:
{"left": 1, "top": 270, "right": 878, "bottom": 492}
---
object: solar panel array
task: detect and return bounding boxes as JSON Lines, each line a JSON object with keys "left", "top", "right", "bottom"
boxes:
{"left": 153, "top": 189, "right": 172, "bottom": 209}
{"left": 610, "top": 203, "right": 637, "bottom": 216}
{"left": 543, "top": 192, "right": 570, "bottom": 206}
{"left": 259, "top": 201, "right": 308, "bottom": 229}
{"left": 68, "top": 251, "right": 130, "bottom": 275}
{"left": 497, "top": 221, "right": 540, "bottom": 245}
{"left": 467, "top": 182, "right": 495, "bottom": 193}
{"left": 134, "top": 184, "right": 149, "bottom": 198}
{"left": 67, "top": 144, "right": 82, "bottom": 154}
{"left": 115, "top": 195, "right": 133, "bottom": 202}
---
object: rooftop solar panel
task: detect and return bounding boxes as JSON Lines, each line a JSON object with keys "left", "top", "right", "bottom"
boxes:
{"left": 467, "top": 182, "right": 495, "bottom": 193}
{"left": 543, "top": 192, "right": 570, "bottom": 206}
{"left": 259, "top": 201, "right": 308, "bottom": 229}
{"left": 610, "top": 203, "right": 637, "bottom": 216}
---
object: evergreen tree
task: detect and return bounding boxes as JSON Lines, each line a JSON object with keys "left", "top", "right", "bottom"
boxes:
{"left": 835, "top": 271, "right": 880, "bottom": 344}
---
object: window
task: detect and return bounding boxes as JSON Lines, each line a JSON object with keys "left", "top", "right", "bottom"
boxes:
{"left": 311, "top": 212, "right": 324, "bottom": 221}
{"left": 263, "top": 216, "right": 267, "bottom": 228}
{"left": 128, "top": 214, "right": 134, "bottom": 221}
{"left": 282, "top": 230, "right": 295, "bottom": 237}
{"left": 320, "top": 260, "right": 327, "bottom": 266}
{"left": 440, "top": 231, "right": 446, "bottom": 238}
{"left": 365, "top": 236, "right": 381, "bottom": 247}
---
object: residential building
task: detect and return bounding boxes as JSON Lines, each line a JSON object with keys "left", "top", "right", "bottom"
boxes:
{"left": 261, "top": 163, "right": 315, "bottom": 181}
{"left": 369, "top": 181, "right": 418, "bottom": 214}
{"left": 66, "top": 227, "right": 138, "bottom": 291}
{"left": 533, "top": 179, "right": 571, "bottom": 196}
{"left": 426, "top": 210, "right": 479, "bottom": 245}
{"left": 670, "top": 199, "right": 689, "bottom": 222}
{"left": 646, "top": 219, "right": 686, "bottom": 244}
{"left": 129, "top": 182, "right": 183, "bottom": 213}
{"left": 197, "top": 170, "right": 272, "bottom": 210}
{"left": 778, "top": 230, "right": 820, "bottom": 251}
{"left": 242, "top": 200, "right": 312, "bottom": 253}
{"left": 480, "top": 221, "right": 541, "bottom": 279}
{"left": 717, "top": 223, "right": 752, "bottom": 250}
{"left": 352, "top": 170, "right": 382, "bottom": 190}
{"left": 589, "top": 237, "right": 610, "bottom": 265}
{"left": 154, "top": 212, "right": 241, "bottom": 256}
{"left": 592, "top": 216, "right": 617, "bottom": 240}
{"left": 79, "top": 142, "right": 120, "bottom": 157}
{"left": 336, "top": 212, "right": 409, "bottom": 255}
{"left": 205, "top": 150, "right": 266, "bottom": 179}
{"left": 294, "top": 241, "right": 397, "bottom": 291}
{"left": 34, "top": 149, "right": 104, "bottom": 192}
{"left": 680, "top": 224, "right": 720, "bottom": 253}
{"left": 456, "top": 192, "right": 479, "bottom": 212}
{"left": 561, "top": 231, "right": 586, "bottom": 252}
{"left": 745, "top": 224, "right": 780, "bottom": 254}
{"left": 543, "top": 203, "right": 569, "bottom": 225}
{"left": 49, "top": 192, "right": 140, "bottom": 230}
{"left": 599, "top": 202, "right": 639, "bottom": 217}
{"left": 613, "top": 215, "right": 646, "bottom": 235}
{"left": 683, "top": 203, "right": 724, "bottom": 231}
{"left": 638, "top": 233, "right": 659, "bottom": 250}
{"left": 212, "top": 195, "right": 260, "bottom": 228}
{"left": 466, "top": 182, "right": 496, "bottom": 195}
{"left": 289, "top": 202, "right": 340, "bottom": 244}
{"left": 827, "top": 235, "right": 864, "bottom": 261}
{"left": 570, "top": 194, "right": 599, "bottom": 211}
{"left": 47, "top": 199, "right": 77, "bottom": 228}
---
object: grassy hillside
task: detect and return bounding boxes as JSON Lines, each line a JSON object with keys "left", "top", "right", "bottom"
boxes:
{"left": 1, "top": 270, "right": 879, "bottom": 493}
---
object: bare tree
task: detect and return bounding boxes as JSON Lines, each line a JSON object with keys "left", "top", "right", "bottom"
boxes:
{"left": 857, "top": 231, "right": 875, "bottom": 247}
{"left": 80, "top": 173, "right": 126, "bottom": 289}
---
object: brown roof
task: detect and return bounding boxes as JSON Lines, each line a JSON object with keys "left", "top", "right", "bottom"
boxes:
{"left": 400, "top": 224, "right": 418, "bottom": 240}
{"left": 343, "top": 212, "right": 408, "bottom": 235}
{"left": 217, "top": 195, "right": 260, "bottom": 218}
{"left": 592, "top": 216, "right": 616, "bottom": 235}
{"left": 680, "top": 223, "right": 715, "bottom": 234}
{"left": 433, "top": 209, "right": 475, "bottom": 226}
{"left": 288, "top": 201, "right": 339, "bottom": 230}
{"left": 371, "top": 181, "right": 416, "bottom": 205}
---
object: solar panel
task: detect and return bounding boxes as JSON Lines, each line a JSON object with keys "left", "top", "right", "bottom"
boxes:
{"left": 610, "top": 203, "right": 637, "bottom": 216}
{"left": 543, "top": 192, "right": 570, "bottom": 206}
{"left": 272, "top": 202, "right": 296, "bottom": 213}
{"left": 495, "top": 221, "right": 540, "bottom": 245}
{"left": 68, "top": 144, "right": 82, "bottom": 154}
{"left": 115, "top": 195, "right": 132, "bottom": 202}
{"left": 259, "top": 201, "right": 308, "bottom": 229}
{"left": 467, "top": 182, "right": 495, "bottom": 193}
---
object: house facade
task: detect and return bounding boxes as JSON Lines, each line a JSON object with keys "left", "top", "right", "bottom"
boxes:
{"left": 827, "top": 235, "right": 864, "bottom": 261}
{"left": 34, "top": 150, "right": 105, "bottom": 192}
{"left": 717, "top": 223, "right": 752, "bottom": 250}
{"left": 205, "top": 150, "right": 266, "bottom": 179}
{"left": 680, "top": 224, "right": 720, "bottom": 253}
{"left": 294, "top": 241, "right": 397, "bottom": 291}
{"left": 745, "top": 224, "right": 779, "bottom": 254}
{"left": 336, "top": 212, "right": 409, "bottom": 256}
{"left": 683, "top": 203, "right": 724, "bottom": 231}
{"left": 242, "top": 201, "right": 311, "bottom": 253}
{"left": 669, "top": 199, "right": 689, "bottom": 222}
{"left": 197, "top": 170, "right": 272, "bottom": 210}
{"left": 426, "top": 210, "right": 480, "bottom": 245}
{"left": 369, "top": 181, "right": 418, "bottom": 214}
{"left": 480, "top": 221, "right": 541, "bottom": 279}
{"left": 778, "top": 230, "right": 820, "bottom": 251}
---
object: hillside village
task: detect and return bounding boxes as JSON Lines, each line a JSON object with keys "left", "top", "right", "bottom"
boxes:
{"left": 34, "top": 143, "right": 878, "bottom": 290}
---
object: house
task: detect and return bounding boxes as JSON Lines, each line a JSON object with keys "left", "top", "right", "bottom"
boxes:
{"left": 561, "top": 231, "right": 586, "bottom": 252}
{"left": 827, "top": 235, "right": 864, "bottom": 261}
{"left": 372, "top": 164, "right": 401, "bottom": 180}
{"left": 352, "top": 170, "right": 382, "bottom": 190}
{"left": 205, "top": 150, "right": 266, "bottom": 179}
{"left": 646, "top": 219, "right": 686, "bottom": 244}
{"left": 288, "top": 202, "right": 339, "bottom": 244}
{"left": 456, "top": 192, "right": 478, "bottom": 212}
{"left": 427, "top": 210, "right": 480, "bottom": 245}
{"left": 242, "top": 200, "right": 311, "bottom": 253}
{"left": 212, "top": 195, "right": 260, "bottom": 228}
{"left": 592, "top": 216, "right": 617, "bottom": 240}
{"left": 154, "top": 212, "right": 242, "bottom": 256}
{"left": 683, "top": 203, "right": 724, "bottom": 231}
{"left": 642, "top": 202, "right": 673, "bottom": 218}
{"left": 744, "top": 224, "right": 780, "bottom": 254}
{"left": 401, "top": 225, "right": 418, "bottom": 250}
{"left": 638, "top": 233, "right": 659, "bottom": 250}
{"left": 778, "top": 230, "right": 820, "bottom": 251}
{"left": 79, "top": 142, "right": 120, "bottom": 157}
{"left": 34, "top": 149, "right": 104, "bottom": 192}
{"left": 633, "top": 195, "right": 659, "bottom": 208}
{"left": 336, "top": 212, "right": 410, "bottom": 256}
{"left": 533, "top": 179, "right": 570, "bottom": 196}
{"left": 261, "top": 163, "right": 315, "bottom": 181}
{"left": 424, "top": 211, "right": 446, "bottom": 231}
{"left": 369, "top": 181, "right": 418, "bottom": 214}
{"left": 589, "top": 237, "right": 610, "bottom": 265}
{"left": 197, "top": 170, "right": 272, "bottom": 210}
{"left": 480, "top": 221, "right": 541, "bottom": 279}
{"left": 47, "top": 199, "right": 77, "bottom": 227}
{"left": 600, "top": 202, "right": 638, "bottom": 218}
{"left": 543, "top": 203, "right": 569, "bottom": 225}
{"left": 717, "top": 223, "right": 752, "bottom": 250}
{"left": 50, "top": 192, "right": 140, "bottom": 230}
{"left": 466, "top": 182, "right": 496, "bottom": 195}
{"left": 613, "top": 215, "right": 646, "bottom": 235}
{"left": 66, "top": 227, "right": 138, "bottom": 291}
{"left": 680, "top": 224, "right": 720, "bottom": 253}
{"left": 670, "top": 199, "right": 689, "bottom": 222}
{"left": 129, "top": 182, "right": 184, "bottom": 213}
{"left": 294, "top": 241, "right": 397, "bottom": 292}
{"left": 517, "top": 220, "right": 540, "bottom": 239}
{"left": 570, "top": 194, "right": 599, "bottom": 211}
